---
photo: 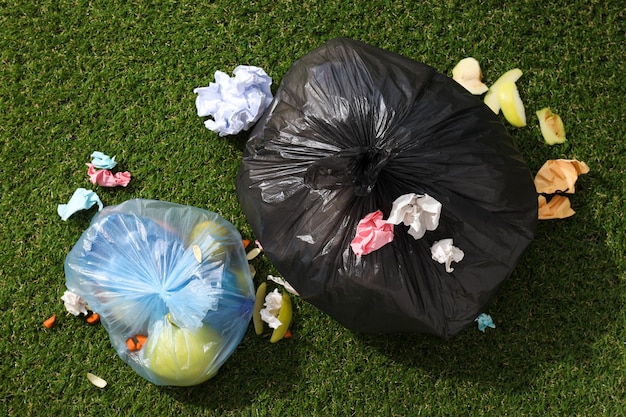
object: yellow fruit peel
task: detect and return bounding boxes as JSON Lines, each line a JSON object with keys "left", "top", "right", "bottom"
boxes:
{"left": 536, "top": 107, "right": 566, "bottom": 145}
{"left": 484, "top": 68, "right": 523, "bottom": 114}
{"left": 253, "top": 282, "right": 267, "bottom": 335}
{"left": 246, "top": 247, "right": 262, "bottom": 261}
{"left": 451, "top": 57, "right": 489, "bottom": 95}
{"left": 192, "top": 244, "right": 202, "bottom": 263}
{"left": 270, "top": 292, "right": 293, "bottom": 343}
{"left": 497, "top": 81, "right": 527, "bottom": 127}
{"left": 87, "top": 372, "right": 107, "bottom": 388}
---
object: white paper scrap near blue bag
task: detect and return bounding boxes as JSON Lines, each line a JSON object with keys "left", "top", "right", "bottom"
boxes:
{"left": 64, "top": 199, "right": 254, "bottom": 386}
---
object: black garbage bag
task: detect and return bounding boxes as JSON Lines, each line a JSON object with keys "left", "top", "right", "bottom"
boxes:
{"left": 236, "top": 37, "right": 537, "bottom": 338}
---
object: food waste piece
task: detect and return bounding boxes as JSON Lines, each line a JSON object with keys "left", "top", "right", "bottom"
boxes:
{"left": 498, "top": 81, "right": 527, "bottom": 127}
{"left": 253, "top": 282, "right": 267, "bottom": 335}
{"left": 86, "top": 312, "right": 100, "bottom": 325}
{"left": 246, "top": 247, "right": 262, "bottom": 260}
{"left": 536, "top": 107, "right": 566, "bottom": 145}
{"left": 145, "top": 315, "right": 222, "bottom": 386}
{"left": 192, "top": 244, "right": 202, "bottom": 263}
{"left": 451, "top": 57, "right": 489, "bottom": 95}
{"left": 87, "top": 372, "right": 107, "bottom": 388}
{"left": 270, "top": 292, "right": 293, "bottom": 343}
{"left": 126, "top": 334, "right": 148, "bottom": 352}
{"left": 43, "top": 314, "right": 57, "bottom": 329}
{"left": 484, "top": 68, "right": 523, "bottom": 114}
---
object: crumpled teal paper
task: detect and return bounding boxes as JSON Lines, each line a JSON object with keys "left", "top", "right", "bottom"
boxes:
{"left": 90, "top": 151, "right": 117, "bottom": 170}
{"left": 475, "top": 313, "right": 496, "bottom": 332}
{"left": 57, "top": 188, "right": 103, "bottom": 220}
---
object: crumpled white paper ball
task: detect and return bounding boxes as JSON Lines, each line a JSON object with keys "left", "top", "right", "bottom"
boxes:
{"left": 386, "top": 193, "right": 442, "bottom": 240}
{"left": 194, "top": 65, "right": 273, "bottom": 137}
{"left": 430, "top": 238, "right": 464, "bottom": 273}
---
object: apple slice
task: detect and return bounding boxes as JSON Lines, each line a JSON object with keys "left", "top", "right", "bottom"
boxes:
{"left": 451, "top": 57, "right": 489, "bottom": 95}
{"left": 484, "top": 68, "right": 523, "bottom": 114}
{"left": 497, "top": 81, "right": 527, "bottom": 127}
{"left": 536, "top": 107, "right": 566, "bottom": 145}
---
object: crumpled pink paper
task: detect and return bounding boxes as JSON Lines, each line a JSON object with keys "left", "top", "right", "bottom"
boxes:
{"left": 350, "top": 210, "right": 394, "bottom": 256}
{"left": 86, "top": 163, "right": 131, "bottom": 187}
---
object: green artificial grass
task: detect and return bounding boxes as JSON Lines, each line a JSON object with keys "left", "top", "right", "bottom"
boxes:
{"left": 1, "top": 0, "right": 625, "bottom": 415}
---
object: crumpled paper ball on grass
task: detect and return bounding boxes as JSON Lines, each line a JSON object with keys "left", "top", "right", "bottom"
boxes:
{"left": 194, "top": 65, "right": 273, "bottom": 136}
{"left": 64, "top": 199, "right": 255, "bottom": 386}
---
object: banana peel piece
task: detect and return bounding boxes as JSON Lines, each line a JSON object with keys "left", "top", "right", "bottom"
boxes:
{"left": 498, "top": 81, "right": 527, "bottom": 127}
{"left": 252, "top": 282, "right": 267, "bottom": 335}
{"left": 452, "top": 57, "right": 489, "bottom": 95}
{"left": 484, "top": 68, "right": 523, "bottom": 114}
{"left": 270, "top": 292, "right": 292, "bottom": 343}
{"left": 536, "top": 107, "right": 566, "bottom": 145}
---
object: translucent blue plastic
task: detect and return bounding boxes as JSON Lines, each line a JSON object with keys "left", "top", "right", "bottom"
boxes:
{"left": 64, "top": 199, "right": 254, "bottom": 386}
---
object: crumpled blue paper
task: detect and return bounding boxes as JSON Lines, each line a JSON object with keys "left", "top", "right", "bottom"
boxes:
{"left": 90, "top": 151, "right": 117, "bottom": 170}
{"left": 194, "top": 65, "right": 273, "bottom": 137}
{"left": 57, "top": 188, "right": 103, "bottom": 220}
{"left": 475, "top": 313, "right": 496, "bottom": 332}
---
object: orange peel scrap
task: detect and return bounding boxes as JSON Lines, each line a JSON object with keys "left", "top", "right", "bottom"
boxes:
{"left": 126, "top": 334, "right": 148, "bottom": 352}
{"left": 43, "top": 314, "right": 57, "bottom": 329}
{"left": 86, "top": 312, "right": 100, "bottom": 325}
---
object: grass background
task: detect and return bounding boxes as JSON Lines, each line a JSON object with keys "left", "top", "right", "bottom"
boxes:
{"left": 1, "top": 0, "right": 625, "bottom": 415}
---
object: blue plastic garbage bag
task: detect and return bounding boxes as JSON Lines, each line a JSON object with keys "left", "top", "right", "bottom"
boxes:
{"left": 64, "top": 199, "right": 254, "bottom": 386}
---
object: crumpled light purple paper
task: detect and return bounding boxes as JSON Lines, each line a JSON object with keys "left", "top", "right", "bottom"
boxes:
{"left": 475, "top": 313, "right": 496, "bottom": 332}
{"left": 90, "top": 151, "right": 117, "bottom": 170}
{"left": 57, "top": 188, "right": 103, "bottom": 220}
{"left": 194, "top": 65, "right": 273, "bottom": 136}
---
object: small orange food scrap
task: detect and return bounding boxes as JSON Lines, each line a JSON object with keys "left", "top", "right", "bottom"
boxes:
{"left": 538, "top": 195, "right": 576, "bottom": 220}
{"left": 242, "top": 239, "right": 251, "bottom": 249}
{"left": 283, "top": 329, "right": 293, "bottom": 339}
{"left": 125, "top": 334, "right": 148, "bottom": 352}
{"left": 534, "top": 159, "right": 589, "bottom": 194}
{"left": 43, "top": 314, "right": 57, "bottom": 329}
{"left": 86, "top": 312, "right": 100, "bottom": 325}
